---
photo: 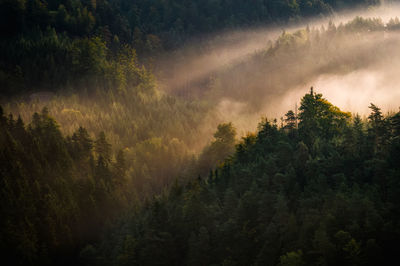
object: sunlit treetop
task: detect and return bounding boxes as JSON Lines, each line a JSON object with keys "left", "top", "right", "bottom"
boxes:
{"left": 299, "top": 87, "right": 351, "bottom": 142}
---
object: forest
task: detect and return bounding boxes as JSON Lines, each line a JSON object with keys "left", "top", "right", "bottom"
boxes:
{"left": 0, "top": 0, "right": 383, "bottom": 95}
{"left": 1, "top": 0, "right": 400, "bottom": 265}
{"left": 2, "top": 89, "right": 400, "bottom": 265}
{"left": 95, "top": 89, "right": 400, "bottom": 266}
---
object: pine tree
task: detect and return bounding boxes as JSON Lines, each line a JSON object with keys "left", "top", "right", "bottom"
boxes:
{"left": 95, "top": 131, "right": 111, "bottom": 162}
{"left": 284, "top": 110, "right": 297, "bottom": 130}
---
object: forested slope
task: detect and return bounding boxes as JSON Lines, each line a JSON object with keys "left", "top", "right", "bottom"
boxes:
{"left": 0, "top": 0, "right": 382, "bottom": 94}
{"left": 0, "top": 106, "right": 131, "bottom": 264}
{"left": 192, "top": 16, "right": 400, "bottom": 113}
{"left": 2, "top": 1, "right": 400, "bottom": 265}
{"left": 95, "top": 90, "right": 400, "bottom": 266}
{"left": 0, "top": 103, "right": 237, "bottom": 265}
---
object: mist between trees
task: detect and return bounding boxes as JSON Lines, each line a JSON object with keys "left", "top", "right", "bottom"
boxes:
{"left": 2, "top": 1, "right": 400, "bottom": 264}
{"left": 2, "top": 87, "right": 400, "bottom": 265}
{"left": 159, "top": 15, "right": 400, "bottom": 135}
{"left": 5, "top": 15, "right": 400, "bottom": 200}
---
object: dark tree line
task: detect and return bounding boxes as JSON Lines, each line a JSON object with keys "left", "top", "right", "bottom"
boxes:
{"left": 0, "top": 106, "right": 133, "bottom": 265}
{"left": 0, "top": 103, "right": 237, "bottom": 265}
{"left": 1, "top": 1, "right": 399, "bottom": 265}
{"left": 0, "top": 0, "right": 382, "bottom": 95}
{"left": 93, "top": 89, "right": 400, "bottom": 266}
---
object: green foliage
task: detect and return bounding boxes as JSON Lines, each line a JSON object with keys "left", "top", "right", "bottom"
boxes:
{"left": 1, "top": 1, "right": 398, "bottom": 265}
{"left": 284, "top": 110, "right": 297, "bottom": 131}
{"left": 198, "top": 122, "right": 237, "bottom": 176}
{"left": 298, "top": 87, "right": 350, "bottom": 145}
{"left": 204, "top": 16, "right": 399, "bottom": 113}
{"left": 0, "top": 109, "right": 131, "bottom": 265}
{"left": 97, "top": 91, "right": 400, "bottom": 266}
{"left": 344, "top": 16, "right": 384, "bottom": 32}
{"left": 280, "top": 250, "right": 304, "bottom": 266}
{"left": 0, "top": 0, "right": 383, "bottom": 94}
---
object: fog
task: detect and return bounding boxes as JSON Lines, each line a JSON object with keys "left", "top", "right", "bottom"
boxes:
{"left": 157, "top": 3, "right": 400, "bottom": 135}
{"left": 6, "top": 3, "right": 400, "bottom": 151}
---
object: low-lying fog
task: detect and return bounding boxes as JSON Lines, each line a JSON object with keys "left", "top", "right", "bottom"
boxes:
{"left": 157, "top": 2, "right": 400, "bottom": 135}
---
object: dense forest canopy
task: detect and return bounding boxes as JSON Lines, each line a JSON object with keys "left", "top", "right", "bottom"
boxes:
{"left": 94, "top": 89, "right": 400, "bottom": 266}
{"left": 2, "top": 0, "right": 400, "bottom": 265}
{"left": 160, "top": 15, "right": 400, "bottom": 130}
{"left": 0, "top": 0, "right": 389, "bottom": 95}
{"left": 4, "top": 16, "right": 400, "bottom": 210}
{"left": 2, "top": 89, "right": 400, "bottom": 265}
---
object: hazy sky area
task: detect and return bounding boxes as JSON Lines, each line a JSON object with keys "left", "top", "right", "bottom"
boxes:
{"left": 156, "top": 3, "right": 400, "bottom": 135}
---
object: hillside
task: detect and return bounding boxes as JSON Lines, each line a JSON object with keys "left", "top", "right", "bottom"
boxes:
{"left": 0, "top": 0, "right": 381, "bottom": 95}
{"left": 2, "top": 89, "right": 400, "bottom": 265}
{"left": 2, "top": 1, "right": 400, "bottom": 265}
{"left": 95, "top": 90, "right": 400, "bottom": 266}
